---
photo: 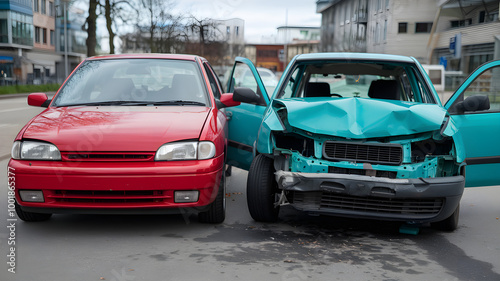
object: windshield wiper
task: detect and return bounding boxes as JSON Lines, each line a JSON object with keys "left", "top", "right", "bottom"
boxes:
{"left": 58, "top": 100, "right": 206, "bottom": 107}
{"left": 150, "top": 100, "right": 206, "bottom": 106}
{"left": 58, "top": 101, "right": 147, "bottom": 107}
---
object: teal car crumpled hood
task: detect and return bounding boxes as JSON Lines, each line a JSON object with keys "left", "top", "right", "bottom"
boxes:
{"left": 273, "top": 98, "right": 447, "bottom": 139}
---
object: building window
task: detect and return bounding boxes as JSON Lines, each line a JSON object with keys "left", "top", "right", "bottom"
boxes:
{"left": 451, "top": 18, "right": 472, "bottom": 27}
{"left": 257, "top": 49, "right": 278, "bottom": 57}
{"left": 0, "top": 19, "right": 7, "bottom": 43}
{"left": 34, "top": 0, "right": 39, "bottom": 13}
{"left": 11, "top": 11, "right": 33, "bottom": 46}
{"left": 50, "top": 30, "right": 54, "bottom": 45}
{"left": 346, "top": 2, "right": 351, "bottom": 23}
{"left": 479, "top": 11, "right": 499, "bottom": 23}
{"left": 235, "top": 26, "right": 239, "bottom": 36}
{"left": 398, "top": 22, "right": 407, "bottom": 33}
{"left": 415, "top": 22, "right": 432, "bottom": 33}
{"left": 49, "top": 1, "right": 55, "bottom": 17}
{"left": 468, "top": 54, "right": 494, "bottom": 73}
{"left": 339, "top": 6, "right": 345, "bottom": 25}
{"left": 383, "top": 20, "right": 387, "bottom": 41}
{"left": 41, "top": 0, "right": 46, "bottom": 14}
{"left": 479, "top": 11, "right": 486, "bottom": 22}
{"left": 35, "top": 26, "right": 40, "bottom": 43}
{"left": 42, "top": 28, "right": 47, "bottom": 44}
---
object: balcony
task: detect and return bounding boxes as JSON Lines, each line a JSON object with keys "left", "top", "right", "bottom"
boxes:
{"left": 435, "top": 21, "right": 500, "bottom": 49}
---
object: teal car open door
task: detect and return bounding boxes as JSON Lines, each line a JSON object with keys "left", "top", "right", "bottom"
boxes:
{"left": 225, "top": 57, "right": 270, "bottom": 170}
{"left": 446, "top": 60, "right": 500, "bottom": 187}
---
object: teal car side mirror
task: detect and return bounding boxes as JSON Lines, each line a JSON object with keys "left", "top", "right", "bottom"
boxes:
{"left": 453, "top": 95, "right": 490, "bottom": 114}
{"left": 233, "top": 87, "right": 261, "bottom": 105}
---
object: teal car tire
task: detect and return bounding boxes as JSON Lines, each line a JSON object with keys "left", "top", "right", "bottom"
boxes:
{"left": 431, "top": 204, "right": 460, "bottom": 231}
{"left": 247, "top": 154, "right": 280, "bottom": 222}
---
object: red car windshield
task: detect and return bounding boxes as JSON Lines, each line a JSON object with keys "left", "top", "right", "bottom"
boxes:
{"left": 52, "top": 58, "right": 209, "bottom": 107}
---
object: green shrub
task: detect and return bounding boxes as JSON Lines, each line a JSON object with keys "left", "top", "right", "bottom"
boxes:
{"left": 0, "top": 84, "right": 61, "bottom": 95}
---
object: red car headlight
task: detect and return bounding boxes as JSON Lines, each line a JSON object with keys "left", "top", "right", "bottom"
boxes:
{"left": 11, "top": 141, "right": 61, "bottom": 161}
{"left": 155, "top": 141, "right": 215, "bottom": 161}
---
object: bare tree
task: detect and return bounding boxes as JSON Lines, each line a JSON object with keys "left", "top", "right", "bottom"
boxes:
{"left": 138, "top": 0, "right": 185, "bottom": 53}
{"left": 104, "top": 0, "right": 114, "bottom": 54}
{"left": 85, "top": 0, "right": 99, "bottom": 56}
{"left": 186, "top": 16, "right": 223, "bottom": 57}
{"left": 102, "top": 0, "right": 137, "bottom": 54}
{"left": 155, "top": 13, "right": 186, "bottom": 53}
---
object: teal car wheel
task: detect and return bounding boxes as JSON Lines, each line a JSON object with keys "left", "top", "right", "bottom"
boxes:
{"left": 431, "top": 204, "right": 460, "bottom": 231}
{"left": 247, "top": 154, "right": 280, "bottom": 222}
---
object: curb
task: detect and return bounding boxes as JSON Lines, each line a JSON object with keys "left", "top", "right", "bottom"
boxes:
{"left": 0, "top": 93, "right": 31, "bottom": 100}
{"left": 0, "top": 92, "right": 56, "bottom": 100}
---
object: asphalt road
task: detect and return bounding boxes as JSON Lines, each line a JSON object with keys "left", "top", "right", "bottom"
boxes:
{"left": 0, "top": 95, "right": 499, "bottom": 281}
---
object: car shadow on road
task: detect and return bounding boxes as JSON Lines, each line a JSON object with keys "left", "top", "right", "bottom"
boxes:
{"left": 18, "top": 204, "right": 442, "bottom": 238}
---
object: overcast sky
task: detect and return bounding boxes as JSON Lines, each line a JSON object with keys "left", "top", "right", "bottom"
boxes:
{"left": 173, "top": 0, "right": 321, "bottom": 43}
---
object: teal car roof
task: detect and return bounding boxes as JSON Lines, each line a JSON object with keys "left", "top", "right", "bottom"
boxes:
{"left": 295, "top": 52, "right": 416, "bottom": 63}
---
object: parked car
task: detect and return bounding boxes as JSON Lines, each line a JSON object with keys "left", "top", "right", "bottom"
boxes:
{"left": 223, "top": 66, "right": 279, "bottom": 98}
{"left": 226, "top": 53, "right": 500, "bottom": 231}
{"left": 9, "top": 54, "right": 248, "bottom": 223}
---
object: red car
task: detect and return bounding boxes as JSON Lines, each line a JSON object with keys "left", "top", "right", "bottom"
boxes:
{"left": 8, "top": 54, "right": 245, "bottom": 223}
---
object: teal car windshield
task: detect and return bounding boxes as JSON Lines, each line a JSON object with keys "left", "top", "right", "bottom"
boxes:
{"left": 277, "top": 61, "right": 436, "bottom": 103}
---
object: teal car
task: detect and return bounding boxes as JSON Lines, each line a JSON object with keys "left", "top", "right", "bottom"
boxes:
{"left": 225, "top": 53, "right": 500, "bottom": 231}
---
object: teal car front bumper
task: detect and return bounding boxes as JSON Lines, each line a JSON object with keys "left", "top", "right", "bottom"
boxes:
{"left": 275, "top": 170, "right": 464, "bottom": 224}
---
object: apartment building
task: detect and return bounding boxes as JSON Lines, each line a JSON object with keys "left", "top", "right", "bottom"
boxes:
{"left": 316, "top": 0, "right": 499, "bottom": 76}
{"left": 0, "top": 0, "right": 85, "bottom": 84}
{"left": 28, "top": 0, "right": 58, "bottom": 83}
{"left": 430, "top": 0, "right": 500, "bottom": 74}
{"left": 0, "top": 0, "right": 34, "bottom": 84}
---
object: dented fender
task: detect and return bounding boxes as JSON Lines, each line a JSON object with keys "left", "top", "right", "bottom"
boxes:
{"left": 441, "top": 116, "right": 466, "bottom": 164}
{"left": 256, "top": 107, "right": 285, "bottom": 154}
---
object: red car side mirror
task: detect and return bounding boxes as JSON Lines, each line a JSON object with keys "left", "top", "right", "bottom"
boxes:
{"left": 28, "top": 93, "right": 50, "bottom": 107}
{"left": 220, "top": 93, "right": 241, "bottom": 108}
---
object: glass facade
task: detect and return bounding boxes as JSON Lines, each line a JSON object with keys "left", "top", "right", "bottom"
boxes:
{"left": 0, "top": 18, "right": 8, "bottom": 43}
{"left": 57, "top": 20, "right": 86, "bottom": 54}
{"left": 11, "top": 10, "right": 33, "bottom": 46}
{"left": 0, "top": 1, "right": 34, "bottom": 46}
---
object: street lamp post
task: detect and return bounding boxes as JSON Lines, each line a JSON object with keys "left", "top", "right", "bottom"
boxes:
{"left": 63, "top": 0, "right": 68, "bottom": 78}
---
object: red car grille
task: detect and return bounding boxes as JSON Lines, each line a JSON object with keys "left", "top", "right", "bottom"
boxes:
{"left": 61, "top": 152, "right": 155, "bottom": 162}
{"left": 48, "top": 190, "right": 169, "bottom": 204}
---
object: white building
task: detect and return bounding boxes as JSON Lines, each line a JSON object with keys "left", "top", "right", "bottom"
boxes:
{"left": 317, "top": 0, "right": 441, "bottom": 62}
{"left": 276, "top": 26, "right": 320, "bottom": 44}
{"left": 316, "top": 0, "right": 500, "bottom": 75}
{"left": 218, "top": 18, "right": 245, "bottom": 45}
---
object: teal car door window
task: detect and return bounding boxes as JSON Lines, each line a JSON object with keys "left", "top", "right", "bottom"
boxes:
{"left": 446, "top": 61, "right": 500, "bottom": 187}
{"left": 225, "top": 58, "right": 269, "bottom": 170}
{"left": 457, "top": 65, "right": 500, "bottom": 112}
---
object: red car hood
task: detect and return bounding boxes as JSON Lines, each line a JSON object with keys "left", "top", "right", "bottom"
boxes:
{"left": 22, "top": 106, "right": 210, "bottom": 152}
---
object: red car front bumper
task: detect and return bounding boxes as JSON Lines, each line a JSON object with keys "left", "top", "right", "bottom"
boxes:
{"left": 8, "top": 154, "right": 224, "bottom": 214}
